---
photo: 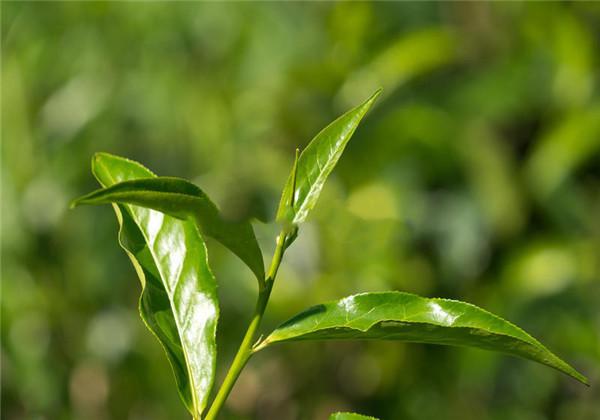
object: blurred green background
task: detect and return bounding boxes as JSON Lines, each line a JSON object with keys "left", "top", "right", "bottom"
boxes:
{"left": 2, "top": 2, "right": 600, "bottom": 419}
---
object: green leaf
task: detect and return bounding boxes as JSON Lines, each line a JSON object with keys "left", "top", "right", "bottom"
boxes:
{"left": 72, "top": 175, "right": 265, "bottom": 282}
{"left": 330, "top": 413, "right": 378, "bottom": 420}
{"left": 259, "top": 292, "right": 588, "bottom": 385}
{"left": 89, "top": 152, "right": 219, "bottom": 417}
{"left": 277, "top": 89, "right": 381, "bottom": 225}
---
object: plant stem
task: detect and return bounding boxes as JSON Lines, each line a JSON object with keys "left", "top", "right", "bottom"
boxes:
{"left": 204, "top": 232, "right": 287, "bottom": 420}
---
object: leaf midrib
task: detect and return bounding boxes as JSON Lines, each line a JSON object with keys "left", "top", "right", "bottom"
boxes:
{"left": 263, "top": 291, "right": 581, "bottom": 380}
{"left": 267, "top": 319, "right": 574, "bottom": 375}
{"left": 267, "top": 292, "right": 544, "bottom": 348}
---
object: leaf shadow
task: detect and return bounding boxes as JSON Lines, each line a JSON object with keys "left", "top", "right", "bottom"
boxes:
{"left": 277, "top": 304, "right": 327, "bottom": 329}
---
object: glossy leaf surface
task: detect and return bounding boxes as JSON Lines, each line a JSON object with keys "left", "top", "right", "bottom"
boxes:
{"left": 260, "top": 292, "right": 587, "bottom": 385}
{"left": 330, "top": 413, "right": 378, "bottom": 420}
{"left": 72, "top": 176, "right": 265, "bottom": 281}
{"left": 277, "top": 89, "right": 381, "bottom": 224}
{"left": 90, "top": 153, "right": 219, "bottom": 417}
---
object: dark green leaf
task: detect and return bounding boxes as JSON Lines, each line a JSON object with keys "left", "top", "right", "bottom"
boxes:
{"left": 330, "top": 413, "right": 378, "bottom": 420}
{"left": 72, "top": 175, "right": 265, "bottom": 282}
{"left": 90, "top": 152, "right": 219, "bottom": 417}
{"left": 259, "top": 292, "right": 588, "bottom": 385}
{"left": 277, "top": 89, "right": 381, "bottom": 225}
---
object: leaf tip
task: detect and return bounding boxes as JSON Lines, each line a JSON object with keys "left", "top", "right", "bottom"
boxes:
{"left": 92, "top": 151, "right": 107, "bottom": 164}
{"left": 69, "top": 199, "right": 81, "bottom": 209}
{"left": 358, "top": 88, "right": 383, "bottom": 115}
{"left": 369, "top": 87, "right": 383, "bottom": 102}
{"left": 70, "top": 190, "right": 97, "bottom": 209}
{"left": 91, "top": 152, "right": 106, "bottom": 173}
{"left": 572, "top": 370, "right": 590, "bottom": 387}
{"left": 92, "top": 151, "right": 126, "bottom": 172}
{"left": 550, "top": 352, "right": 589, "bottom": 386}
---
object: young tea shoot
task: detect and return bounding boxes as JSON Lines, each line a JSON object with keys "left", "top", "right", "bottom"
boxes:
{"left": 72, "top": 89, "right": 587, "bottom": 419}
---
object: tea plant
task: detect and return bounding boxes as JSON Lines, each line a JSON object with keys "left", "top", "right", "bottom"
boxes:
{"left": 72, "top": 90, "right": 587, "bottom": 419}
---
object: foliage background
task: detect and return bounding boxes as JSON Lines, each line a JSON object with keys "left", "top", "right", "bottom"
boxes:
{"left": 2, "top": 2, "right": 599, "bottom": 419}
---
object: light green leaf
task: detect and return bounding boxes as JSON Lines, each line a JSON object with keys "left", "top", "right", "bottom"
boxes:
{"left": 330, "top": 413, "right": 378, "bottom": 420}
{"left": 72, "top": 175, "right": 265, "bottom": 282}
{"left": 259, "top": 292, "right": 588, "bottom": 385}
{"left": 277, "top": 89, "right": 381, "bottom": 225}
{"left": 89, "top": 152, "right": 219, "bottom": 417}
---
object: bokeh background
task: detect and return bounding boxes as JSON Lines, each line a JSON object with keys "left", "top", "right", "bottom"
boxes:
{"left": 2, "top": 2, "right": 600, "bottom": 419}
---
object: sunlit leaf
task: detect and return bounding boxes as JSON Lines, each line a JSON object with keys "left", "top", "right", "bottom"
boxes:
{"left": 89, "top": 152, "right": 219, "bottom": 417}
{"left": 259, "top": 292, "right": 588, "bottom": 385}
{"left": 276, "top": 89, "right": 381, "bottom": 225}
{"left": 72, "top": 175, "right": 265, "bottom": 282}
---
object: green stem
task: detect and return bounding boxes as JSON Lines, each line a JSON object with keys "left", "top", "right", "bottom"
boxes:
{"left": 204, "top": 232, "right": 287, "bottom": 420}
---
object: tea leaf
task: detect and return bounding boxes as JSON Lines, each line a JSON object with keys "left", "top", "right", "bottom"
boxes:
{"left": 72, "top": 175, "right": 264, "bottom": 282}
{"left": 277, "top": 89, "right": 381, "bottom": 225}
{"left": 89, "top": 153, "right": 219, "bottom": 417}
{"left": 259, "top": 291, "right": 588, "bottom": 385}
